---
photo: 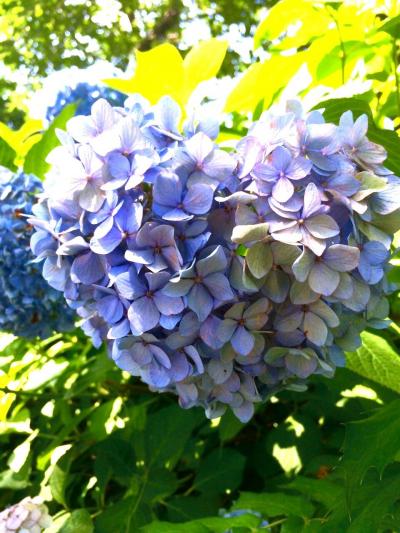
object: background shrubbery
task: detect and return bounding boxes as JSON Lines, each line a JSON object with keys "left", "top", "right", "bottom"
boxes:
{"left": 1, "top": 1, "right": 400, "bottom": 532}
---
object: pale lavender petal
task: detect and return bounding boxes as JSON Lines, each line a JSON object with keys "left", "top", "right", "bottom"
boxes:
{"left": 302, "top": 182, "right": 321, "bottom": 218}
{"left": 304, "top": 215, "right": 339, "bottom": 239}
{"left": 323, "top": 244, "right": 360, "bottom": 272}
{"left": 272, "top": 176, "right": 294, "bottom": 203}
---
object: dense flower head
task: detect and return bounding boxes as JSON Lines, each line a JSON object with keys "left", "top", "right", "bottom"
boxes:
{"left": 0, "top": 169, "right": 75, "bottom": 338}
{"left": 30, "top": 96, "right": 400, "bottom": 422}
{"left": 46, "top": 82, "right": 125, "bottom": 122}
{"left": 0, "top": 496, "right": 52, "bottom": 533}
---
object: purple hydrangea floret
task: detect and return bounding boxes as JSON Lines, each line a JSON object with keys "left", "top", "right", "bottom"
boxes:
{"left": 29, "top": 97, "right": 400, "bottom": 422}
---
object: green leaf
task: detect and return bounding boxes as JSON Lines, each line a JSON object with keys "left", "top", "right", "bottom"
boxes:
{"left": 50, "top": 462, "right": 70, "bottom": 507}
{"left": 0, "top": 137, "right": 17, "bottom": 171}
{"left": 59, "top": 509, "right": 93, "bottom": 533}
{"left": 231, "top": 223, "right": 269, "bottom": 244}
{"left": 23, "top": 103, "right": 76, "bottom": 179}
{"left": 94, "top": 497, "right": 152, "bottom": 533}
{"left": 379, "top": 14, "right": 400, "bottom": 37}
{"left": 246, "top": 242, "right": 273, "bottom": 279}
{"left": 341, "top": 399, "right": 400, "bottom": 504}
{"left": 319, "top": 468, "right": 400, "bottom": 533}
{"left": 346, "top": 331, "right": 400, "bottom": 393}
{"left": 143, "top": 513, "right": 260, "bottom": 533}
{"left": 192, "top": 448, "right": 245, "bottom": 495}
{"left": 143, "top": 405, "right": 203, "bottom": 470}
{"left": 231, "top": 491, "right": 314, "bottom": 518}
{"left": 283, "top": 476, "right": 342, "bottom": 510}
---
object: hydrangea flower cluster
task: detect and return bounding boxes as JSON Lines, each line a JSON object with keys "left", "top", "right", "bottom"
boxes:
{"left": 0, "top": 497, "right": 52, "bottom": 533}
{"left": 29, "top": 96, "right": 400, "bottom": 422}
{"left": 0, "top": 169, "right": 75, "bottom": 338}
{"left": 46, "top": 82, "right": 125, "bottom": 122}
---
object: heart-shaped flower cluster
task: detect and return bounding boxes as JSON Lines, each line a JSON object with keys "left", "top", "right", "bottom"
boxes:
{"left": 0, "top": 169, "right": 74, "bottom": 338}
{"left": 29, "top": 96, "right": 400, "bottom": 421}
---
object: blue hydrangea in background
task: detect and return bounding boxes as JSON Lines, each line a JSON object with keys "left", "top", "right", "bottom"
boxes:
{"left": 0, "top": 169, "right": 75, "bottom": 338}
{"left": 29, "top": 96, "right": 400, "bottom": 422}
{"left": 46, "top": 82, "right": 125, "bottom": 122}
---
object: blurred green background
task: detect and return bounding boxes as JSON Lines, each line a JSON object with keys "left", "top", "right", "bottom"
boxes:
{"left": 1, "top": 1, "right": 400, "bottom": 532}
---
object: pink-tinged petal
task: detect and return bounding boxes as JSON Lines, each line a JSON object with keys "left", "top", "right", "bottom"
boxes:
{"left": 272, "top": 176, "right": 294, "bottom": 203}
{"left": 304, "top": 215, "right": 339, "bottom": 239}
{"left": 303, "top": 311, "right": 328, "bottom": 346}
{"left": 302, "top": 182, "right": 321, "bottom": 218}
{"left": 308, "top": 262, "right": 340, "bottom": 296}
{"left": 323, "top": 244, "right": 360, "bottom": 272}
{"left": 128, "top": 297, "right": 159, "bottom": 335}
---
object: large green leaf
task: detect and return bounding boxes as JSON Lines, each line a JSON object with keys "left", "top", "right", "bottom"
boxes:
{"left": 0, "top": 137, "right": 17, "bottom": 171}
{"left": 341, "top": 399, "right": 400, "bottom": 503}
{"left": 143, "top": 513, "right": 260, "bottom": 533}
{"left": 23, "top": 103, "right": 76, "bottom": 179}
{"left": 192, "top": 448, "right": 246, "bottom": 495}
{"left": 346, "top": 331, "right": 400, "bottom": 393}
{"left": 59, "top": 509, "right": 93, "bottom": 533}
{"left": 231, "top": 491, "right": 314, "bottom": 518}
